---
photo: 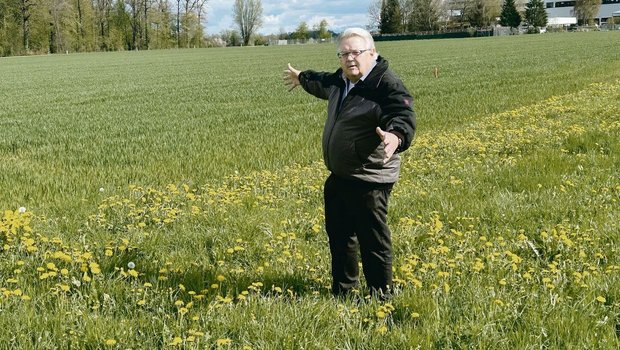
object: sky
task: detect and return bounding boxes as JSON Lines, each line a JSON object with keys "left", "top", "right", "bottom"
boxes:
{"left": 205, "top": 0, "right": 374, "bottom": 36}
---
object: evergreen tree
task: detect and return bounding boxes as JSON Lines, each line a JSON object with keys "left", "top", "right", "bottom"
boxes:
{"left": 380, "top": 0, "right": 402, "bottom": 34}
{"left": 525, "top": 0, "right": 547, "bottom": 29}
{"left": 499, "top": 0, "right": 521, "bottom": 28}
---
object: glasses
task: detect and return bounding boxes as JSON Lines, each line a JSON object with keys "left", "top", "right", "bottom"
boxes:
{"left": 337, "top": 49, "right": 371, "bottom": 59}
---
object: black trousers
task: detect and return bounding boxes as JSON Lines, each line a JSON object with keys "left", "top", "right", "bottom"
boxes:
{"left": 323, "top": 173, "right": 393, "bottom": 296}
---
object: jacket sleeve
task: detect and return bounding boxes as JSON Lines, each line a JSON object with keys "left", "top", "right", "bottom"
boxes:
{"left": 298, "top": 70, "right": 336, "bottom": 100}
{"left": 379, "top": 77, "right": 416, "bottom": 153}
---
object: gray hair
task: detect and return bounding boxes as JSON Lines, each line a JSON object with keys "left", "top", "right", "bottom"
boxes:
{"left": 337, "top": 27, "right": 375, "bottom": 49}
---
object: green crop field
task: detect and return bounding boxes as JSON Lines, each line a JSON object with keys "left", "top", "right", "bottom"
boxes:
{"left": 1, "top": 31, "right": 620, "bottom": 349}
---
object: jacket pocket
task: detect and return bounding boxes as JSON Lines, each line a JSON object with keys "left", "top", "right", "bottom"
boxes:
{"left": 355, "top": 135, "right": 383, "bottom": 168}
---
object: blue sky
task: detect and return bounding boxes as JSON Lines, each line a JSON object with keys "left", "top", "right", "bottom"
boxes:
{"left": 205, "top": 0, "right": 374, "bottom": 36}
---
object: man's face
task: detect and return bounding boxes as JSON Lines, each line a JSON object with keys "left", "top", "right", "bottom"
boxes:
{"left": 338, "top": 36, "right": 376, "bottom": 83}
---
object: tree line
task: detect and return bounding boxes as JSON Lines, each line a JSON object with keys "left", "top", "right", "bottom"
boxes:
{"left": 0, "top": 0, "right": 269, "bottom": 56}
{"left": 0, "top": 0, "right": 209, "bottom": 56}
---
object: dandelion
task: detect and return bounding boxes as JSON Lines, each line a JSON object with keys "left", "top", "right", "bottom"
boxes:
{"left": 169, "top": 337, "right": 183, "bottom": 346}
{"left": 596, "top": 296, "right": 606, "bottom": 303}
{"left": 104, "top": 339, "right": 116, "bottom": 346}
{"left": 18, "top": 207, "right": 26, "bottom": 213}
{"left": 127, "top": 261, "right": 135, "bottom": 269}
{"left": 216, "top": 338, "right": 232, "bottom": 346}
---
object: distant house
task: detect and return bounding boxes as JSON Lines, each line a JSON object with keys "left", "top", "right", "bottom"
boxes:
{"left": 545, "top": 0, "right": 620, "bottom": 27}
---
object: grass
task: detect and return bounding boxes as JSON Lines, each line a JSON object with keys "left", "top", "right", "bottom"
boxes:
{"left": 0, "top": 31, "right": 619, "bottom": 349}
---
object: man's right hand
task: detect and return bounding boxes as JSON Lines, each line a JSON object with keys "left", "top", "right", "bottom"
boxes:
{"left": 283, "top": 63, "right": 301, "bottom": 92}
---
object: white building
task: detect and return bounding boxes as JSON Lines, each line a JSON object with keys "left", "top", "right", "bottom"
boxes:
{"left": 545, "top": 0, "right": 620, "bottom": 27}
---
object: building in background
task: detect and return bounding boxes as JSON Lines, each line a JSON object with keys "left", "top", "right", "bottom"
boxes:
{"left": 545, "top": 0, "right": 620, "bottom": 27}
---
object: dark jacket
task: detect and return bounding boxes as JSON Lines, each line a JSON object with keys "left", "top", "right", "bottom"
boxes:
{"left": 299, "top": 56, "right": 416, "bottom": 184}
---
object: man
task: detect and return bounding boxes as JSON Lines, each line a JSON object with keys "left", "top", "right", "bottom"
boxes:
{"left": 283, "top": 27, "right": 416, "bottom": 299}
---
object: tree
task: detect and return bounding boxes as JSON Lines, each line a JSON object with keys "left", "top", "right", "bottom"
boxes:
{"left": 525, "top": 0, "right": 547, "bottom": 29}
{"left": 573, "top": 0, "right": 601, "bottom": 26}
{"left": 380, "top": 0, "right": 402, "bottom": 34}
{"left": 20, "top": 0, "right": 33, "bottom": 51}
{"left": 408, "top": 0, "right": 440, "bottom": 32}
{"left": 233, "top": 0, "right": 262, "bottom": 46}
{"left": 499, "top": 0, "right": 521, "bottom": 28}
{"left": 292, "top": 21, "right": 309, "bottom": 41}
{"left": 317, "top": 19, "right": 331, "bottom": 40}
{"left": 220, "top": 28, "right": 241, "bottom": 46}
{"left": 466, "top": 0, "right": 499, "bottom": 28}
{"left": 399, "top": 0, "right": 414, "bottom": 31}
{"left": 368, "top": 0, "right": 381, "bottom": 31}
{"left": 92, "top": 0, "right": 113, "bottom": 50}
{"left": 150, "top": 0, "right": 173, "bottom": 49}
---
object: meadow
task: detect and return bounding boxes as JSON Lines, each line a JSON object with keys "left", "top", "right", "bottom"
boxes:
{"left": 0, "top": 31, "right": 620, "bottom": 348}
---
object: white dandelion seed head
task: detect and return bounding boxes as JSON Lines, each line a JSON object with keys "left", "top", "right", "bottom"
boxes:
{"left": 18, "top": 207, "right": 27, "bottom": 213}
{"left": 99, "top": 187, "right": 105, "bottom": 193}
{"left": 127, "top": 261, "right": 136, "bottom": 269}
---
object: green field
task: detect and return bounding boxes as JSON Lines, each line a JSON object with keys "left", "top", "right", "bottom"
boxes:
{"left": 1, "top": 32, "right": 620, "bottom": 348}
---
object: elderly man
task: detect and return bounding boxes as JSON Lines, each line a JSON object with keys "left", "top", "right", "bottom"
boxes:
{"left": 283, "top": 27, "right": 416, "bottom": 299}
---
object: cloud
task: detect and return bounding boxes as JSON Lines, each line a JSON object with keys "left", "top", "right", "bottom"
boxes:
{"left": 205, "top": 0, "right": 372, "bottom": 35}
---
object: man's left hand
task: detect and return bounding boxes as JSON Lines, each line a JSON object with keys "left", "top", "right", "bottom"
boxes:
{"left": 376, "top": 127, "right": 399, "bottom": 163}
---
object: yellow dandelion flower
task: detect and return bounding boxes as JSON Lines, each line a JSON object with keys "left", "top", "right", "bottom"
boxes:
{"left": 90, "top": 263, "right": 101, "bottom": 275}
{"left": 128, "top": 269, "right": 139, "bottom": 278}
{"left": 104, "top": 339, "right": 117, "bottom": 346}
{"left": 376, "top": 325, "right": 388, "bottom": 335}
{"left": 216, "top": 338, "right": 232, "bottom": 346}
{"left": 411, "top": 312, "right": 420, "bottom": 318}
{"left": 216, "top": 275, "right": 226, "bottom": 282}
{"left": 169, "top": 337, "right": 183, "bottom": 346}
{"left": 596, "top": 296, "right": 606, "bottom": 303}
